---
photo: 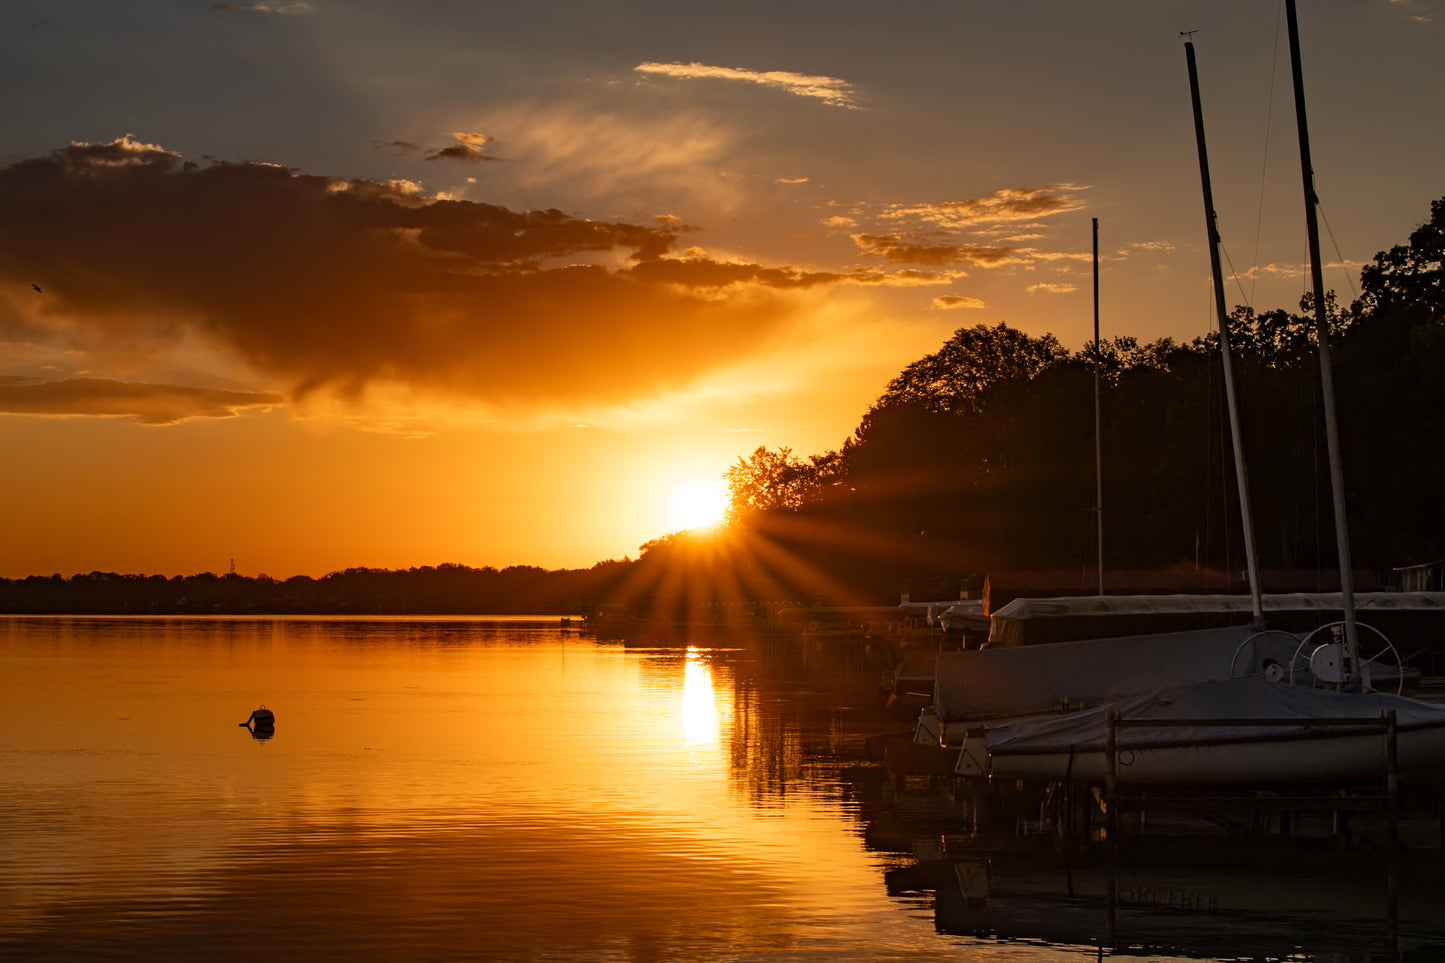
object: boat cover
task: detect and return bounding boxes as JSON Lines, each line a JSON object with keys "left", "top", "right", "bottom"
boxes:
{"left": 987, "top": 592, "right": 1445, "bottom": 646}
{"left": 986, "top": 676, "right": 1445, "bottom": 754}
{"left": 932, "top": 624, "right": 1268, "bottom": 723}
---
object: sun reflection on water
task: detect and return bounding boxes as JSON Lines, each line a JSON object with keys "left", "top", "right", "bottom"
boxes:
{"left": 682, "top": 646, "right": 717, "bottom": 745}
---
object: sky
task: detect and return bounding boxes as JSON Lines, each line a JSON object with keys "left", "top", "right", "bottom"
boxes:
{"left": 0, "top": 0, "right": 1441, "bottom": 579}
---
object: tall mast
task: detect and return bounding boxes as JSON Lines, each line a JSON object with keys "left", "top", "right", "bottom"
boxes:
{"left": 1093, "top": 217, "right": 1104, "bottom": 595}
{"left": 1285, "top": 0, "right": 1360, "bottom": 673}
{"left": 1185, "top": 40, "right": 1265, "bottom": 624}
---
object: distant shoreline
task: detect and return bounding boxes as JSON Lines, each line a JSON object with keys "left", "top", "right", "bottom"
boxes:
{"left": 0, "top": 563, "right": 630, "bottom": 617}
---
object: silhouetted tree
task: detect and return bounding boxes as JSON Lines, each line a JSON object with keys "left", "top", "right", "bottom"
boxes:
{"left": 725, "top": 446, "right": 839, "bottom": 522}
{"left": 874, "top": 321, "right": 1068, "bottom": 415}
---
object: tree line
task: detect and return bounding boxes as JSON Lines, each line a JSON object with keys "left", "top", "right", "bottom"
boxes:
{"left": 0, "top": 562, "right": 631, "bottom": 615}
{"left": 711, "top": 196, "right": 1445, "bottom": 602}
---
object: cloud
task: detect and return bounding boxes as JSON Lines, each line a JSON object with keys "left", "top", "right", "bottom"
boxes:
{"left": 212, "top": 1, "right": 312, "bottom": 13}
{"left": 933, "top": 295, "right": 986, "bottom": 310}
{"left": 634, "top": 62, "right": 858, "bottom": 108}
{"left": 480, "top": 102, "right": 735, "bottom": 205}
{"left": 775, "top": 177, "right": 809, "bottom": 185}
{"left": 881, "top": 269, "right": 967, "bottom": 287}
{"left": 883, "top": 186, "right": 1087, "bottom": 229}
{"left": 621, "top": 256, "right": 954, "bottom": 292}
{"left": 0, "top": 138, "right": 872, "bottom": 414}
{"left": 375, "top": 134, "right": 499, "bottom": 164}
{"left": 851, "top": 234, "right": 1028, "bottom": 267}
{"left": 426, "top": 132, "right": 498, "bottom": 164}
{"left": 840, "top": 186, "right": 1089, "bottom": 273}
{"left": 0, "top": 377, "right": 282, "bottom": 425}
{"left": 625, "top": 257, "right": 846, "bottom": 290}
{"left": 1026, "top": 282, "right": 1078, "bottom": 294}
{"left": 822, "top": 215, "right": 856, "bottom": 228}
{"left": 1124, "top": 240, "right": 1176, "bottom": 254}
{"left": 1388, "top": 0, "right": 1433, "bottom": 23}
{"left": 1226, "top": 260, "right": 1361, "bottom": 281}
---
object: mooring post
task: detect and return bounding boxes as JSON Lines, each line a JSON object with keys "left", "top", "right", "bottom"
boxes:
{"left": 1387, "top": 709, "right": 1399, "bottom": 845}
{"left": 1104, "top": 709, "right": 1118, "bottom": 836}
{"left": 1438, "top": 776, "right": 1444, "bottom": 853}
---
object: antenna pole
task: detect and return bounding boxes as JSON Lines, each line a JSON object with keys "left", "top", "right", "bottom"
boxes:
{"left": 1093, "top": 217, "right": 1104, "bottom": 596}
{"left": 1286, "top": 0, "right": 1359, "bottom": 675}
{"left": 1185, "top": 40, "right": 1264, "bottom": 625}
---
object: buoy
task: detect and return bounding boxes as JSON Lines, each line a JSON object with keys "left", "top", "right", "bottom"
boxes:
{"left": 242, "top": 705, "right": 276, "bottom": 728}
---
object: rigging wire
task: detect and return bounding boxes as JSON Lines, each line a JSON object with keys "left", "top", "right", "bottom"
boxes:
{"left": 1316, "top": 193, "right": 1360, "bottom": 303}
{"left": 1248, "top": 1, "right": 1286, "bottom": 309}
{"left": 1219, "top": 240, "right": 1254, "bottom": 312}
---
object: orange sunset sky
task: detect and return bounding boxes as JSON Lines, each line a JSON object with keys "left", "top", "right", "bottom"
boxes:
{"left": 1, "top": 0, "right": 1441, "bottom": 578}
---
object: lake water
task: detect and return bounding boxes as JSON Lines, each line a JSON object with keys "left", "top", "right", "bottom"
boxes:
{"left": 2, "top": 616, "right": 1442, "bottom": 961}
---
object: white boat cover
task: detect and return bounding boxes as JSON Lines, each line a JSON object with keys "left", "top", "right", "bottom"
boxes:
{"left": 988, "top": 592, "right": 1445, "bottom": 645}
{"left": 986, "top": 676, "right": 1445, "bottom": 754}
{"left": 932, "top": 624, "right": 1269, "bottom": 724}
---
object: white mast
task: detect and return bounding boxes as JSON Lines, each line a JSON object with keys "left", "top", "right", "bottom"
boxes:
{"left": 1093, "top": 217, "right": 1104, "bottom": 596}
{"left": 1184, "top": 39, "right": 1265, "bottom": 625}
{"left": 1285, "top": 0, "right": 1361, "bottom": 678}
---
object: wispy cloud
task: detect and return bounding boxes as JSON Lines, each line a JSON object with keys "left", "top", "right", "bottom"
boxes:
{"left": 933, "top": 295, "right": 986, "bottom": 310}
{"left": 851, "top": 234, "right": 1028, "bottom": 267}
{"left": 212, "top": 1, "right": 311, "bottom": 13}
{"left": 479, "top": 102, "right": 736, "bottom": 205}
{"left": 0, "top": 377, "right": 282, "bottom": 424}
{"left": 1226, "top": 260, "right": 1361, "bottom": 281}
{"left": 634, "top": 62, "right": 858, "bottom": 108}
{"left": 1026, "top": 282, "right": 1078, "bottom": 295}
{"left": 374, "top": 133, "right": 499, "bottom": 164}
{"left": 883, "top": 186, "right": 1087, "bottom": 229}
{"left": 426, "top": 132, "right": 498, "bottom": 164}
{"left": 1388, "top": 0, "right": 1434, "bottom": 23}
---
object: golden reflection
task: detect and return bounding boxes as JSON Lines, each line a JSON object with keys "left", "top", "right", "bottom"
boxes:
{"left": 681, "top": 646, "right": 718, "bottom": 745}
{"left": 0, "top": 617, "right": 906, "bottom": 955}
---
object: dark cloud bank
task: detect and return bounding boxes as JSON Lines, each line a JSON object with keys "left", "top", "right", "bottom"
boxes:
{"left": 0, "top": 137, "right": 850, "bottom": 419}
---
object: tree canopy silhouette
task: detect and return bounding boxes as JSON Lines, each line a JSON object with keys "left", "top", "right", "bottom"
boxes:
{"left": 714, "top": 195, "right": 1445, "bottom": 600}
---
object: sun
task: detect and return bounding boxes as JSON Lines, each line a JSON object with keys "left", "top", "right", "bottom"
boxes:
{"left": 666, "top": 477, "right": 730, "bottom": 532}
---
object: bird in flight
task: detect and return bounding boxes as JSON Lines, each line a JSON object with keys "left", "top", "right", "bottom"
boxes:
{"left": 32, "top": 283, "right": 41, "bottom": 293}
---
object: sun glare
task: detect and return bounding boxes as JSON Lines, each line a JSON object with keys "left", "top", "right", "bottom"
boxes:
{"left": 666, "top": 477, "right": 729, "bottom": 532}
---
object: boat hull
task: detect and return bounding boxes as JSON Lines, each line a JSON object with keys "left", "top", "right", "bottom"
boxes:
{"left": 974, "top": 676, "right": 1445, "bottom": 786}
{"left": 988, "top": 723, "right": 1445, "bottom": 785}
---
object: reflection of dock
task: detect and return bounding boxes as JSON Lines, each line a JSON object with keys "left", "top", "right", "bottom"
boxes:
{"left": 902, "top": 840, "right": 1445, "bottom": 960}
{"left": 774, "top": 604, "right": 917, "bottom": 639}
{"left": 853, "top": 715, "right": 1445, "bottom": 956}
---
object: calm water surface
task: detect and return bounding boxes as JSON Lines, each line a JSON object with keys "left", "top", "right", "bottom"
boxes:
{"left": 1, "top": 616, "right": 1441, "bottom": 961}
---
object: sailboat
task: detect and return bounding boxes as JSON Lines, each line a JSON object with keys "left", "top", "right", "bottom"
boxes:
{"left": 941, "top": 1, "right": 1445, "bottom": 789}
